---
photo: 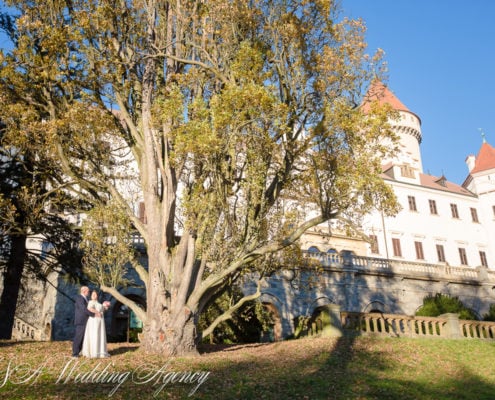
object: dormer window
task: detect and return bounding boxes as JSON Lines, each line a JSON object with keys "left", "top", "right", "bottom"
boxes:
{"left": 400, "top": 165, "right": 415, "bottom": 178}
{"left": 435, "top": 175, "right": 447, "bottom": 187}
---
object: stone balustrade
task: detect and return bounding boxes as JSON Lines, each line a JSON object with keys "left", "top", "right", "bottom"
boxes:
{"left": 303, "top": 251, "right": 495, "bottom": 284}
{"left": 341, "top": 312, "right": 447, "bottom": 338}
{"left": 340, "top": 312, "right": 495, "bottom": 340}
{"left": 11, "top": 316, "right": 43, "bottom": 341}
{"left": 459, "top": 320, "right": 495, "bottom": 340}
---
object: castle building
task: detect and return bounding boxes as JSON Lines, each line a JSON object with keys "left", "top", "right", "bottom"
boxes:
{"left": 252, "top": 82, "right": 495, "bottom": 339}
{"left": 344, "top": 81, "right": 493, "bottom": 270}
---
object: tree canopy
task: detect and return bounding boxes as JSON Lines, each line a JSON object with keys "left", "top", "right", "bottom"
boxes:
{"left": 0, "top": 0, "right": 399, "bottom": 354}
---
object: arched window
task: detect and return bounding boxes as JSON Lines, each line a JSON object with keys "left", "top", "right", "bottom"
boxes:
{"left": 325, "top": 248, "right": 338, "bottom": 264}
{"left": 307, "top": 246, "right": 320, "bottom": 253}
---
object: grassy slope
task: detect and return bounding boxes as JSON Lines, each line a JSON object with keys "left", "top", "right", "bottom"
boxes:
{"left": 0, "top": 336, "right": 494, "bottom": 400}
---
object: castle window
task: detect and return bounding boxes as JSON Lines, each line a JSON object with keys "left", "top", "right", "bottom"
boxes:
{"left": 479, "top": 251, "right": 488, "bottom": 267}
{"left": 458, "top": 248, "right": 468, "bottom": 265}
{"left": 408, "top": 196, "right": 417, "bottom": 212}
{"left": 414, "top": 241, "right": 424, "bottom": 260}
{"left": 429, "top": 199, "right": 438, "bottom": 215}
{"left": 308, "top": 246, "right": 320, "bottom": 253}
{"left": 436, "top": 244, "right": 446, "bottom": 263}
{"left": 392, "top": 238, "right": 402, "bottom": 257}
{"left": 400, "top": 165, "right": 415, "bottom": 178}
{"left": 470, "top": 208, "right": 479, "bottom": 223}
{"left": 450, "top": 203, "right": 459, "bottom": 219}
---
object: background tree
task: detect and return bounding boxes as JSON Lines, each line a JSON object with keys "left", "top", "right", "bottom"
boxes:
{"left": 0, "top": 14, "right": 89, "bottom": 338}
{"left": 0, "top": 98, "right": 85, "bottom": 338}
{"left": 0, "top": 0, "right": 400, "bottom": 354}
{"left": 0, "top": 139, "right": 30, "bottom": 339}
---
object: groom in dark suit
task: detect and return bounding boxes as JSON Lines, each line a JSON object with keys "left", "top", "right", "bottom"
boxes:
{"left": 72, "top": 286, "right": 99, "bottom": 357}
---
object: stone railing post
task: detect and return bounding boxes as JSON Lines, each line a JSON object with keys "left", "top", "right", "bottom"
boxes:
{"left": 439, "top": 313, "right": 462, "bottom": 339}
{"left": 321, "top": 304, "right": 343, "bottom": 337}
{"left": 477, "top": 265, "right": 488, "bottom": 281}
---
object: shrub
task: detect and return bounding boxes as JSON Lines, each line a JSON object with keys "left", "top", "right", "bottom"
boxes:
{"left": 415, "top": 293, "right": 477, "bottom": 320}
{"left": 198, "top": 286, "right": 271, "bottom": 344}
{"left": 483, "top": 304, "right": 495, "bottom": 321}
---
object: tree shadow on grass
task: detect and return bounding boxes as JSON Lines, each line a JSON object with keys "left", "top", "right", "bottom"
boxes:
{"left": 108, "top": 344, "right": 139, "bottom": 356}
{"left": 1, "top": 336, "right": 495, "bottom": 400}
{"left": 0, "top": 340, "right": 21, "bottom": 348}
{"left": 198, "top": 342, "right": 271, "bottom": 354}
{"left": 193, "top": 335, "right": 495, "bottom": 400}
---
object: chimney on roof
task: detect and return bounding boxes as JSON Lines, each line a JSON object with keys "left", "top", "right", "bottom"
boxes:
{"left": 466, "top": 154, "right": 476, "bottom": 172}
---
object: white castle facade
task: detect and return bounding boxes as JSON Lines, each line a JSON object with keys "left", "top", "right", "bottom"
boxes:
{"left": 302, "top": 81, "right": 495, "bottom": 273}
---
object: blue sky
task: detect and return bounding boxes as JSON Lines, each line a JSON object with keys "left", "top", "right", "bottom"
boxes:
{"left": 343, "top": 0, "right": 495, "bottom": 184}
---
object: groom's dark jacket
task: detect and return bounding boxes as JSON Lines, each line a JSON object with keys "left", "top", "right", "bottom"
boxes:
{"left": 74, "top": 294, "right": 95, "bottom": 325}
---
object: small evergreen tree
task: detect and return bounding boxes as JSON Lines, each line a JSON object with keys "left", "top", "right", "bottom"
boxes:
{"left": 415, "top": 293, "right": 477, "bottom": 320}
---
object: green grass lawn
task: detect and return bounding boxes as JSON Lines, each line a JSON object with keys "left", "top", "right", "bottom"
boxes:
{"left": 0, "top": 335, "right": 494, "bottom": 399}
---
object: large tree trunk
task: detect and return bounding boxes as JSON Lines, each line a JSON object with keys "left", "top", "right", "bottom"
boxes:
{"left": 0, "top": 233, "right": 27, "bottom": 339}
{"left": 141, "top": 308, "right": 198, "bottom": 356}
{"left": 139, "top": 241, "right": 199, "bottom": 356}
{"left": 140, "top": 276, "right": 199, "bottom": 355}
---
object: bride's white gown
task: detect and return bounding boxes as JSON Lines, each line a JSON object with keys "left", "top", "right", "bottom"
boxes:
{"left": 81, "top": 300, "right": 109, "bottom": 358}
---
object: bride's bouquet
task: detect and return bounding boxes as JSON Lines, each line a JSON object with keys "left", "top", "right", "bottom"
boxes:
{"left": 103, "top": 301, "right": 111, "bottom": 310}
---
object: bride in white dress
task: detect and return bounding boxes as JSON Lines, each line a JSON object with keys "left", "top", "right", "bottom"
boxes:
{"left": 81, "top": 290, "right": 110, "bottom": 358}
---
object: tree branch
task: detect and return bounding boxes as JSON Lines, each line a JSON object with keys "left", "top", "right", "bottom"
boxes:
{"left": 100, "top": 285, "right": 147, "bottom": 323}
{"left": 199, "top": 280, "right": 261, "bottom": 341}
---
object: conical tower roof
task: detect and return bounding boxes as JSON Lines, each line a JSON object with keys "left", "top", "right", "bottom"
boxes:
{"left": 361, "top": 80, "right": 424, "bottom": 173}
{"left": 469, "top": 141, "right": 495, "bottom": 174}
{"left": 361, "top": 80, "right": 416, "bottom": 118}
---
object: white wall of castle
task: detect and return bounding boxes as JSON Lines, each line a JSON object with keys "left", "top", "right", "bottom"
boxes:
{"left": 394, "top": 110, "right": 423, "bottom": 171}
{"left": 380, "top": 110, "right": 423, "bottom": 173}
{"left": 464, "top": 168, "right": 495, "bottom": 264}
{"left": 362, "top": 180, "right": 491, "bottom": 268}
{"left": 355, "top": 98, "right": 495, "bottom": 270}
